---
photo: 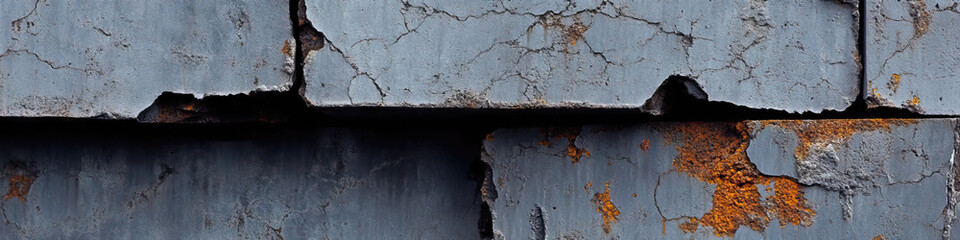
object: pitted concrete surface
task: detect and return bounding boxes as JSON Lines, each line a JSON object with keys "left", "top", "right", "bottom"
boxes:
{"left": 482, "top": 119, "right": 958, "bottom": 239}
{"left": 0, "top": 1, "right": 294, "bottom": 118}
{"left": 865, "top": 0, "right": 960, "bottom": 114}
{"left": 303, "top": 0, "right": 859, "bottom": 113}
{"left": 0, "top": 127, "right": 480, "bottom": 239}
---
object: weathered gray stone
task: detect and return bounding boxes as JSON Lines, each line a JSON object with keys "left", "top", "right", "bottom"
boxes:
{"left": 0, "top": 127, "right": 480, "bottom": 239}
{"left": 482, "top": 119, "right": 957, "bottom": 239}
{"left": 865, "top": 0, "right": 960, "bottom": 114}
{"left": 0, "top": 1, "right": 294, "bottom": 118}
{"left": 303, "top": 0, "right": 860, "bottom": 113}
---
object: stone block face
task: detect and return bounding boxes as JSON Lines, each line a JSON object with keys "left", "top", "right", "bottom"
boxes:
{"left": 865, "top": 0, "right": 960, "bottom": 114}
{"left": 303, "top": 0, "right": 859, "bottom": 113}
{"left": 482, "top": 119, "right": 958, "bottom": 239}
{"left": 0, "top": 1, "right": 294, "bottom": 118}
{"left": 0, "top": 127, "right": 480, "bottom": 239}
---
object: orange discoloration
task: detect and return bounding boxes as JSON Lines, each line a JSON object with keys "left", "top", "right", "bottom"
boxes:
{"left": 762, "top": 119, "right": 918, "bottom": 161}
{"left": 5, "top": 175, "right": 35, "bottom": 202}
{"left": 678, "top": 218, "right": 700, "bottom": 233}
{"left": 661, "top": 122, "right": 815, "bottom": 237}
{"left": 584, "top": 182, "right": 592, "bottom": 193}
{"left": 484, "top": 132, "right": 495, "bottom": 141}
{"left": 888, "top": 74, "right": 901, "bottom": 92}
{"left": 908, "top": 95, "right": 921, "bottom": 106}
{"left": 638, "top": 139, "right": 650, "bottom": 151}
{"left": 873, "top": 235, "right": 886, "bottom": 240}
{"left": 766, "top": 177, "right": 816, "bottom": 227}
{"left": 282, "top": 39, "right": 293, "bottom": 57}
{"left": 566, "top": 18, "right": 587, "bottom": 45}
{"left": 592, "top": 182, "right": 620, "bottom": 234}
{"left": 538, "top": 128, "right": 591, "bottom": 163}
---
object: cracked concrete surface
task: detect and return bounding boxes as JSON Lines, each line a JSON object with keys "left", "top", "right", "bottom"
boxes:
{"left": 0, "top": 1, "right": 293, "bottom": 118}
{"left": 865, "top": 0, "right": 960, "bottom": 114}
{"left": 0, "top": 127, "right": 480, "bottom": 239}
{"left": 302, "top": 0, "right": 860, "bottom": 113}
{"left": 482, "top": 119, "right": 957, "bottom": 239}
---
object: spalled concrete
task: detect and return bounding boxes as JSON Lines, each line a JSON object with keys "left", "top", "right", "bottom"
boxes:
{"left": 865, "top": 0, "right": 960, "bottom": 114}
{"left": 482, "top": 119, "right": 958, "bottom": 239}
{"left": 0, "top": 1, "right": 294, "bottom": 118}
{"left": 0, "top": 127, "right": 481, "bottom": 239}
{"left": 302, "top": 0, "right": 860, "bottom": 113}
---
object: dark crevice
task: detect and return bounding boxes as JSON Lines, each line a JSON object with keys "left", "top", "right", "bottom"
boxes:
{"left": 479, "top": 202, "right": 494, "bottom": 240}
{"left": 136, "top": 92, "right": 307, "bottom": 123}
{"left": 857, "top": 0, "right": 869, "bottom": 109}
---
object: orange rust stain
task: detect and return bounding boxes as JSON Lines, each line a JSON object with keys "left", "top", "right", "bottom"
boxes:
{"left": 5, "top": 175, "right": 35, "bottom": 202}
{"left": 538, "top": 128, "right": 591, "bottom": 163}
{"left": 873, "top": 235, "right": 886, "bottom": 240}
{"left": 908, "top": 95, "right": 921, "bottom": 106}
{"left": 584, "top": 182, "right": 592, "bottom": 193}
{"left": 638, "top": 139, "right": 650, "bottom": 152}
{"left": 562, "top": 15, "right": 588, "bottom": 46}
{"left": 484, "top": 132, "right": 495, "bottom": 141}
{"left": 660, "top": 122, "right": 815, "bottom": 237}
{"left": 766, "top": 177, "right": 816, "bottom": 227}
{"left": 282, "top": 39, "right": 293, "bottom": 57}
{"left": 869, "top": 82, "right": 882, "bottom": 99}
{"left": 888, "top": 74, "right": 901, "bottom": 92}
{"left": 762, "top": 119, "right": 918, "bottom": 161}
{"left": 591, "top": 182, "right": 620, "bottom": 234}
{"left": 678, "top": 218, "right": 700, "bottom": 233}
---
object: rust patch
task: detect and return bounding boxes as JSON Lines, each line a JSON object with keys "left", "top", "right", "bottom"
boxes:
{"left": 484, "top": 132, "right": 495, "bottom": 141}
{"left": 3, "top": 160, "right": 39, "bottom": 202}
{"left": 660, "top": 122, "right": 815, "bottom": 237}
{"left": 765, "top": 177, "right": 815, "bottom": 227}
{"left": 762, "top": 119, "right": 918, "bottom": 161}
{"left": 591, "top": 182, "right": 620, "bottom": 234}
{"left": 538, "top": 127, "right": 591, "bottom": 163}
{"left": 909, "top": 0, "right": 932, "bottom": 37}
{"left": 282, "top": 39, "right": 293, "bottom": 57}
{"left": 565, "top": 16, "right": 588, "bottom": 45}
{"left": 873, "top": 235, "right": 886, "bottom": 240}
{"left": 907, "top": 95, "right": 921, "bottom": 106}
{"left": 678, "top": 218, "right": 700, "bottom": 233}
{"left": 887, "top": 74, "right": 900, "bottom": 92}
{"left": 638, "top": 139, "right": 650, "bottom": 152}
{"left": 584, "top": 182, "right": 592, "bottom": 193}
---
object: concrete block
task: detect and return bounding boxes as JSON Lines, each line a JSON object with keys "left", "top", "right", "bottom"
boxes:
{"left": 0, "top": 127, "right": 481, "bottom": 239}
{"left": 865, "top": 0, "right": 960, "bottom": 114}
{"left": 0, "top": 1, "right": 294, "bottom": 118}
{"left": 482, "top": 119, "right": 957, "bottom": 239}
{"left": 303, "top": 0, "right": 860, "bottom": 113}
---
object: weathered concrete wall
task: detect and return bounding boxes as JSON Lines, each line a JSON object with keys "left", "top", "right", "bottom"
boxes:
{"left": 2, "top": 0, "right": 960, "bottom": 239}
{"left": 302, "top": 0, "right": 860, "bottom": 113}
{"left": 0, "top": 1, "right": 293, "bottom": 118}
{"left": 0, "top": 126, "right": 480, "bottom": 239}
{"left": 865, "top": 0, "right": 960, "bottom": 114}
{"left": 482, "top": 119, "right": 959, "bottom": 239}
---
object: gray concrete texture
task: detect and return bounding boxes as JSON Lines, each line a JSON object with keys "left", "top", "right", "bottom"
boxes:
{"left": 0, "top": 1, "right": 294, "bottom": 118}
{"left": 482, "top": 119, "right": 960, "bottom": 239}
{"left": 0, "top": 127, "right": 481, "bottom": 239}
{"left": 865, "top": 0, "right": 960, "bottom": 114}
{"left": 303, "top": 0, "right": 860, "bottom": 113}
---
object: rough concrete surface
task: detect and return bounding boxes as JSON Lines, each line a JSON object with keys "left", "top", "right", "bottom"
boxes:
{"left": 0, "top": 1, "right": 294, "bottom": 118}
{"left": 865, "top": 0, "right": 960, "bottom": 114}
{"left": 303, "top": 0, "right": 860, "bottom": 113}
{"left": 482, "top": 119, "right": 958, "bottom": 239}
{"left": 0, "top": 127, "right": 481, "bottom": 239}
